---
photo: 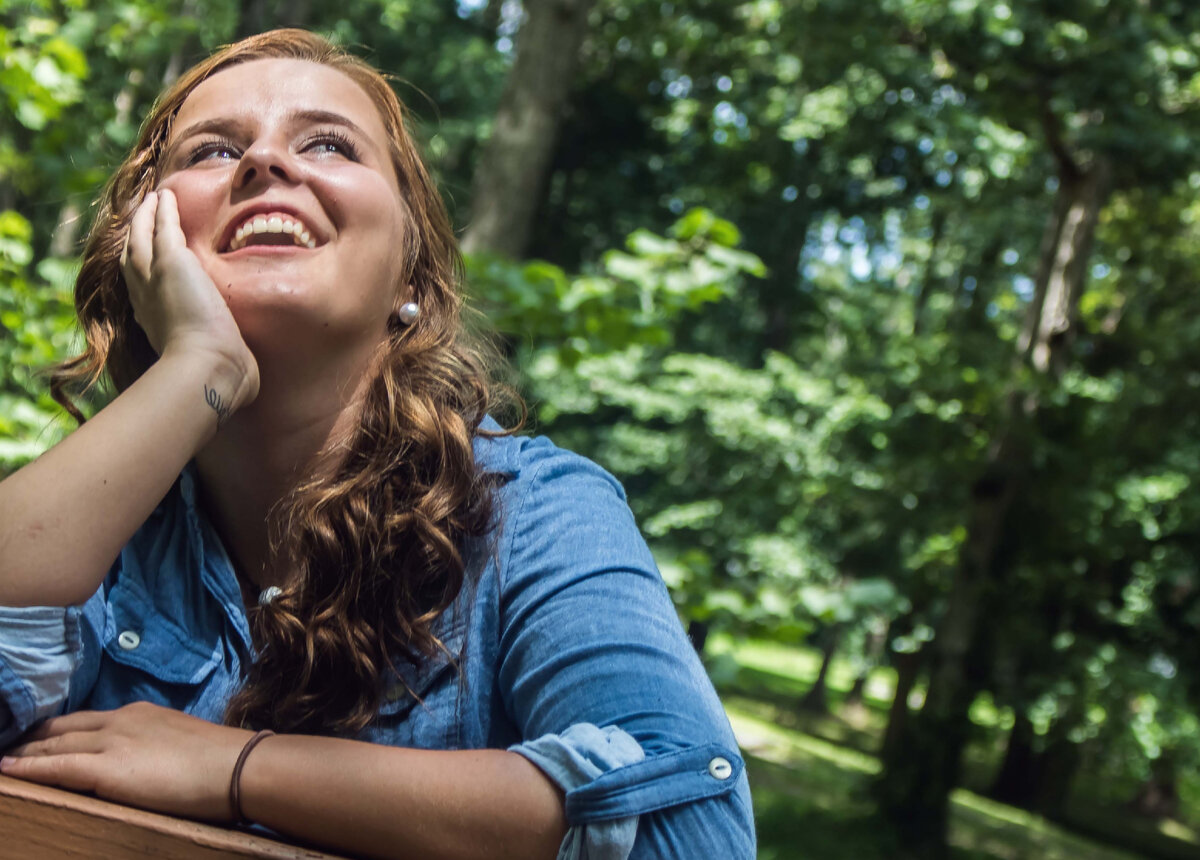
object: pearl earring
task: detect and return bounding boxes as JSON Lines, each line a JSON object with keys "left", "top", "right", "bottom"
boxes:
{"left": 397, "top": 302, "right": 420, "bottom": 325}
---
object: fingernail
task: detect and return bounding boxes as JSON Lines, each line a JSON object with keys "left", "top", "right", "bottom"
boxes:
{"left": 1, "top": 756, "right": 14, "bottom": 769}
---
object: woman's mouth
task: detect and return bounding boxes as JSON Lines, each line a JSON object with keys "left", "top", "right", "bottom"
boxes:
{"left": 224, "top": 212, "right": 317, "bottom": 252}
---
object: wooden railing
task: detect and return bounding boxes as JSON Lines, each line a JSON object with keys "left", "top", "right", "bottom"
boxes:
{"left": 0, "top": 774, "right": 349, "bottom": 858}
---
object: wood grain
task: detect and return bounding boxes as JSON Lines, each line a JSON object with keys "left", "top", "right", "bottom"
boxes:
{"left": 0, "top": 774, "right": 351, "bottom": 858}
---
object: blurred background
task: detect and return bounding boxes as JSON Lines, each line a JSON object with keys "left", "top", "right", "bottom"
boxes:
{"left": 3, "top": 1, "right": 1200, "bottom": 857}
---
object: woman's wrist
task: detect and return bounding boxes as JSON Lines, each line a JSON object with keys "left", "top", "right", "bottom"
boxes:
{"left": 159, "top": 341, "right": 260, "bottom": 423}
{"left": 228, "top": 730, "right": 275, "bottom": 825}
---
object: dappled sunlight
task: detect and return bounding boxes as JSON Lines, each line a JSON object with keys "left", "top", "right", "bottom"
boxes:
{"left": 719, "top": 638, "right": 1199, "bottom": 859}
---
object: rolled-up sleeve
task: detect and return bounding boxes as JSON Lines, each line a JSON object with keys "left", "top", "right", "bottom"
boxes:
{"left": 0, "top": 589, "right": 105, "bottom": 747}
{"left": 512, "top": 723, "right": 646, "bottom": 859}
{"left": 498, "top": 441, "right": 755, "bottom": 859}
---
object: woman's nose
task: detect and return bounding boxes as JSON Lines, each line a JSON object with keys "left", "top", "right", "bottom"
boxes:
{"left": 233, "top": 140, "right": 296, "bottom": 191}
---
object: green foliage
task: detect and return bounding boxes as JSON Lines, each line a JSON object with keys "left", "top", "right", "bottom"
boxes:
{"left": 0, "top": 7, "right": 93, "bottom": 472}
{"left": 466, "top": 207, "right": 762, "bottom": 362}
{"left": 0, "top": 209, "right": 76, "bottom": 470}
{"left": 4, "top": 0, "right": 1200, "bottom": 845}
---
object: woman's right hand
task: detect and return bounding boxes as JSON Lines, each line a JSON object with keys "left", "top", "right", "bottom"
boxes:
{"left": 121, "top": 189, "right": 260, "bottom": 414}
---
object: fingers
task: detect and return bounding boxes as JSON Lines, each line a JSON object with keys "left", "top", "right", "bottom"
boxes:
{"left": 23, "top": 709, "right": 112, "bottom": 740}
{"left": 121, "top": 190, "right": 159, "bottom": 286}
{"left": 2, "top": 715, "right": 107, "bottom": 793}
{"left": 153, "top": 188, "right": 188, "bottom": 260}
{"left": 7, "top": 729, "right": 106, "bottom": 758}
{"left": 0, "top": 752, "right": 101, "bottom": 793}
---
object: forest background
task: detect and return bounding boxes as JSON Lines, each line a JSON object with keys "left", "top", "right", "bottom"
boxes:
{"left": 2, "top": 1, "right": 1200, "bottom": 858}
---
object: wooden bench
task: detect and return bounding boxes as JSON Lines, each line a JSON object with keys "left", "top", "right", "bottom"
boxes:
{"left": 0, "top": 774, "right": 349, "bottom": 858}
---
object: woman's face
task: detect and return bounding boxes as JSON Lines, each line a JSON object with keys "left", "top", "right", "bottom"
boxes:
{"left": 157, "top": 58, "right": 408, "bottom": 359}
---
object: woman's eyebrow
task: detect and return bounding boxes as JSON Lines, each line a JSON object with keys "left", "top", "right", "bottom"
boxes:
{"left": 169, "top": 116, "right": 253, "bottom": 145}
{"left": 166, "top": 110, "right": 371, "bottom": 153}
{"left": 163, "top": 117, "right": 252, "bottom": 163}
{"left": 289, "top": 109, "right": 370, "bottom": 140}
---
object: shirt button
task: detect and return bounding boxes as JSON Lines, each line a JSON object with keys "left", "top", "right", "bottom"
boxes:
{"left": 117, "top": 630, "right": 141, "bottom": 650}
{"left": 708, "top": 756, "right": 733, "bottom": 780}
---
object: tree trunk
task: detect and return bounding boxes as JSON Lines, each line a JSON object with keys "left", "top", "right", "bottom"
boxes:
{"left": 799, "top": 626, "right": 841, "bottom": 713}
{"left": 482, "top": 0, "right": 506, "bottom": 36}
{"left": 845, "top": 622, "right": 888, "bottom": 709}
{"left": 1128, "top": 755, "right": 1180, "bottom": 820}
{"left": 1030, "top": 725, "right": 1081, "bottom": 818}
{"left": 990, "top": 711, "right": 1083, "bottom": 817}
{"left": 48, "top": 201, "right": 83, "bottom": 258}
{"left": 872, "top": 151, "right": 1111, "bottom": 859}
{"left": 461, "top": 0, "right": 596, "bottom": 259}
{"left": 236, "top": 0, "right": 314, "bottom": 40}
{"left": 760, "top": 230, "right": 806, "bottom": 353}
{"left": 844, "top": 672, "right": 867, "bottom": 708}
{"left": 49, "top": 63, "right": 147, "bottom": 258}
{"left": 160, "top": 0, "right": 216, "bottom": 87}
{"left": 911, "top": 209, "right": 945, "bottom": 336}
{"left": 880, "top": 647, "right": 921, "bottom": 761}
{"left": 990, "top": 711, "right": 1038, "bottom": 808}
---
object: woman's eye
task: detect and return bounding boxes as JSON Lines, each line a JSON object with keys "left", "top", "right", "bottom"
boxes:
{"left": 187, "top": 142, "right": 240, "bottom": 165}
{"left": 304, "top": 132, "right": 359, "bottom": 160}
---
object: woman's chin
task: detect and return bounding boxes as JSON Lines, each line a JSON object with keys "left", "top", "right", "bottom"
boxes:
{"left": 231, "top": 300, "right": 385, "bottom": 370}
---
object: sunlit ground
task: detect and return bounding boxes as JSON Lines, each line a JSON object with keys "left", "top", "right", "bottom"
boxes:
{"left": 714, "top": 636, "right": 1200, "bottom": 860}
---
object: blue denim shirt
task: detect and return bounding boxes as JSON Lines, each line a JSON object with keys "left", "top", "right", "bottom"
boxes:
{"left": 0, "top": 430, "right": 754, "bottom": 859}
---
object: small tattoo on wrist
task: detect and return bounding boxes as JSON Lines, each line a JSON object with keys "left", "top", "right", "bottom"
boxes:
{"left": 204, "top": 384, "right": 232, "bottom": 425}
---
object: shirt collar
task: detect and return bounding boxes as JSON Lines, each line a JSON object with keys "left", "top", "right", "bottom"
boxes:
{"left": 473, "top": 415, "right": 521, "bottom": 478}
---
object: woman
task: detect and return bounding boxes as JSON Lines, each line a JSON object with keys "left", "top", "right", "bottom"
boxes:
{"left": 0, "top": 29, "right": 753, "bottom": 859}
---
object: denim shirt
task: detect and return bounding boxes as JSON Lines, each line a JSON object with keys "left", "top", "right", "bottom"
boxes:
{"left": 0, "top": 430, "right": 755, "bottom": 859}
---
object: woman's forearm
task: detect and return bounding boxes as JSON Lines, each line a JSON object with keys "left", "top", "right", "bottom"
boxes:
{"left": 0, "top": 347, "right": 249, "bottom": 606}
{"left": 239, "top": 734, "right": 566, "bottom": 860}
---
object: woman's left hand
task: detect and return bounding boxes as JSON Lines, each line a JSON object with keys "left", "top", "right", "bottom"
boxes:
{"left": 0, "top": 701, "right": 253, "bottom": 822}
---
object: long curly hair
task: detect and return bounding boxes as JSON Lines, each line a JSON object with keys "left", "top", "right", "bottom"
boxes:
{"left": 50, "top": 29, "right": 511, "bottom": 735}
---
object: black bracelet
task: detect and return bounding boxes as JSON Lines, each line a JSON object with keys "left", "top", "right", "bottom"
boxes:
{"left": 229, "top": 729, "right": 275, "bottom": 825}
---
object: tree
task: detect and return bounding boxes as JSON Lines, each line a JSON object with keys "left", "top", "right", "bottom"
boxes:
{"left": 461, "top": 0, "right": 598, "bottom": 258}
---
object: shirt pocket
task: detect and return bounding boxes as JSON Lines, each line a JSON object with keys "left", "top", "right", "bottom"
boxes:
{"left": 91, "top": 581, "right": 222, "bottom": 711}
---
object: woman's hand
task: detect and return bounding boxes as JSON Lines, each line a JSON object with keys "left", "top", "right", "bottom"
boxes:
{"left": 122, "top": 189, "right": 260, "bottom": 414}
{"left": 0, "top": 702, "right": 253, "bottom": 823}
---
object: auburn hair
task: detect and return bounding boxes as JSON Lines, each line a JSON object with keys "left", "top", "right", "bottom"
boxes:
{"left": 50, "top": 29, "right": 510, "bottom": 734}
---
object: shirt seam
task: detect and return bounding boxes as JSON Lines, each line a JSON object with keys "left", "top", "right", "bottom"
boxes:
{"left": 498, "top": 442, "right": 544, "bottom": 597}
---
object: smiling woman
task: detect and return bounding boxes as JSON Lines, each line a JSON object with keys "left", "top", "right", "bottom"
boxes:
{"left": 157, "top": 59, "right": 408, "bottom": 360}
{"left": 0, "top": 29, "right": 754, "bottom": 860}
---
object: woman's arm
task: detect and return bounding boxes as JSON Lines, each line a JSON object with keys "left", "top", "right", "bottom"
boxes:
{"left": 490, "top": 442, "right": 755, "bottom": 857}
{"left": 0, "top": 702, "right": 566, "bottom": 860}
{"left": 242, "top": 732, "right": 566, "bottom": 860}
{"left": 0, "top": 191, "right": 256, "bottom": 607}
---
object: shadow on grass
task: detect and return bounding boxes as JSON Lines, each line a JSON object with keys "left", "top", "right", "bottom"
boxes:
{"left": 748, "top": 754, "right": 887, "bottom": 860}
{"left": 720, "top": 667, "right": 886, "bottom": 756}
{"left": 721, "top": 638, "right": 1198, "bottom": 859}
{"left": 747, "top": 747, "right": 1152, "bottom": 860}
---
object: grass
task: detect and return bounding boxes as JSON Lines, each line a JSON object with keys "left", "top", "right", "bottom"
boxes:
{"left": 714, "top": 636, "right": 1200, "bottom": 860}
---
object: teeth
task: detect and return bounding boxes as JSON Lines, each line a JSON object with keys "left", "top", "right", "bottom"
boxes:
{"left": 226, "top": 213, "right": 318, "bottom": 251}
